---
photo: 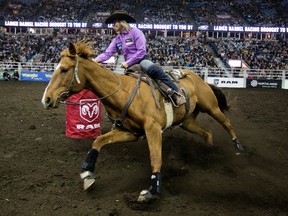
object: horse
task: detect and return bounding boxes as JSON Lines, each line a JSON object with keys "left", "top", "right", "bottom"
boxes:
{"left": 41, "top": 42, "right": 244, "bottom": 203}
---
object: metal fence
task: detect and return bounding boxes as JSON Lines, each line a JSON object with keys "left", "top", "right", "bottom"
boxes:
{"left": 1, "top": 61, "right": 287, "bottom": 86}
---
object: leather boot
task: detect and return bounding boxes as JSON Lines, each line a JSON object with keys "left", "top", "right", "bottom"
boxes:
{"left": 172, "top": 91, "right": 186, "bottom": 107}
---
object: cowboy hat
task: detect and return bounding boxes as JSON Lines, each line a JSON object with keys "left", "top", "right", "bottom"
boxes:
{"left": 105, "top": 10, "right": 136, "bottom": 24}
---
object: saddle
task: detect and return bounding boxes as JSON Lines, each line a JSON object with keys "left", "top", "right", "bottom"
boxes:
{"left": 109, "top": 65, "right": 190, "bottom": 134}
{"left": 125, "top": 64, "right": 188, "bottom": 108}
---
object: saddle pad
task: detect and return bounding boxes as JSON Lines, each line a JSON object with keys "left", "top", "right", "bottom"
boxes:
{"left": 164, "top": 99, "right": 173, "bottom": 129}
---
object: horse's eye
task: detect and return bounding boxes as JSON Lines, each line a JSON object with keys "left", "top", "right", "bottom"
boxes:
{"left": 61, "top": 68, "right": 69, "bottom": 73}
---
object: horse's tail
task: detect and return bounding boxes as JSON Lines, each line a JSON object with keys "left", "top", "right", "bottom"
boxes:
{"left": 208, "top": 84, "right": 230, "bottom": 112}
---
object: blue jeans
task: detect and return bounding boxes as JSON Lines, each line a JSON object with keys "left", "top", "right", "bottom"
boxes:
{"left": 140, "top": 59, "right": 179, "bottom": 92}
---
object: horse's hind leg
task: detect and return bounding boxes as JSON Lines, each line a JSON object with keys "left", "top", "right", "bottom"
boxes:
{"left": 208, "top": 107, "right": 244, "bottom": 152}
{"left": 137, "top": 119, "right": 163, "bottom": 203}
{"left": 181, "top": 114, "right": 213, "bottom": 145}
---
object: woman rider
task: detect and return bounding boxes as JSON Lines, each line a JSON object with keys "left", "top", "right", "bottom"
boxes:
{"left": 94, "top": 10, "right": 186, "bottom": 107}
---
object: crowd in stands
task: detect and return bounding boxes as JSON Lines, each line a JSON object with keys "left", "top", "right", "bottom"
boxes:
{"left": 140, "top": 0, "right": 189, "bottom": 24}
{"left": 232, "top": 0, "right": 288, "bottom": 27}
{"left": 84, "top": 0, "right": 137, "bottom": 23}
{"left": 210, "top": 38, "right": 288, "bottom": 71}
{"left": 2, "top": 31, "right": 288, "bottom": 72}
{"left": 0, "top": 32, "right": 66, "bottom": 63}
{"left": 1, "top": 0, "right": 288, "bottom": 26}
{"left": 188, "top": 0, "right": 247, "bottom": 26}
{"left": 146, "top": 35, "right": 217, "bottom": 68}
{"left": 0, "top": 32, "right": 218, "bottom": 68}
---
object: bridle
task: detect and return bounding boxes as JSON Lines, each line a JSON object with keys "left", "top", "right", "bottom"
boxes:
{"left": 59, "top": 54, "right": 122, "bottom": 104}
{"left": 58, "top": 54, "right": 81, "bottom": 102}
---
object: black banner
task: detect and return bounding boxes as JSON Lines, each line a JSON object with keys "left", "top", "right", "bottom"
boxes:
{"left": 246, "top": 79, "right": 282, "bottom": 89}
{"left": 2, "top": 20, "right": 288, "bottom": 33}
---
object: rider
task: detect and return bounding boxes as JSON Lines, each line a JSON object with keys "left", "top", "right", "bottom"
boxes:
{"left": 94, "top": 10, "right": 186, "bottom": 107}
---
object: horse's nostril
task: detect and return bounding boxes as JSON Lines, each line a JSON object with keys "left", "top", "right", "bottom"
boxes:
{"left": 45, "top": 97, "right": 51, "bottom": 107}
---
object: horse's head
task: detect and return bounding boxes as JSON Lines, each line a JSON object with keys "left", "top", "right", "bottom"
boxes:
{"left": 41, "top": 42, "right": 93, "bottom": 108}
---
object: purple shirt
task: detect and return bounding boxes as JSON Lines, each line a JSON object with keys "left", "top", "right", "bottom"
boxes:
{"left": 95, "top": 27, "right": 146, "bottom": 67}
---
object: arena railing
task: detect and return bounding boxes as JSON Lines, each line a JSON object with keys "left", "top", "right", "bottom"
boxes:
{"left": 1, "top": 62, "right": 285, "bottom": 78}
{"left": 0, "top": 62, "right": 287, "bottom": 89}
{"left": 0, "top": 62, "right": 57, "bottom": 73}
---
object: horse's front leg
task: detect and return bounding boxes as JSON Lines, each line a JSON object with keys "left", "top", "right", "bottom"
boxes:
{"left": 137, "top": 120, "right": 163, "bottom": 203}
{"left": 80, "top": 128, "right": 138, "bottom": 190}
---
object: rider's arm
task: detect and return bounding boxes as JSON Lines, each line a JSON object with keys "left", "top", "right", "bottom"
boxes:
{"left": 95, "top": 38, "right": 118, "bottom": 63}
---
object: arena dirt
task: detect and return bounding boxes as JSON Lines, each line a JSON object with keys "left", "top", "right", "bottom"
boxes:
{"left": 0, "top": 81, "right": 288, "bottom": 216}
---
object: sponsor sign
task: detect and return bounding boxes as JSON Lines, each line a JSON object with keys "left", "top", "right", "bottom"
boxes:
{"left": 246, "top": 79, "right": 282, "bottom": 89}
{"left": 3, "top": 20, "right": 193, "bottom": 30}
{"left": 207, "top": 77, "right": 244, "bottom": 88}
{"left": 4, "top": 20, "right": 288, "bottom": 33}
{"left": 79, "top": 99, "right": 100, "bottom": 123}
{"left": 20, "top": 72, "right": 53, "bottom": 81}
{"left": 66, "top": 89, "right": 102, "bottom": 139}
{"left": 284, "top": 80, "right": 288, "bottom": 89}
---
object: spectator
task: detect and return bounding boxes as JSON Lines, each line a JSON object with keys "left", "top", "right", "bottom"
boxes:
{"left": 3, "top": 69, "right": 11, "bottom": 81}
{"left": 12, "top": 69, "right": 19, "bottom": 81}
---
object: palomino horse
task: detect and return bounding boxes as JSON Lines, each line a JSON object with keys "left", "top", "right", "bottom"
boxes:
{"left": 42, "top": 42, "right": 243, "bottom": 202}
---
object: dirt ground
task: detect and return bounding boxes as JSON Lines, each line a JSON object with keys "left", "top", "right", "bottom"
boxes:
{"left": 0, "top": 81, "right": 288, "bottom": 216}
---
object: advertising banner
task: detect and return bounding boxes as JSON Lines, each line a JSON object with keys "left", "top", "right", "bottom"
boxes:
{"left": 246, "top": 79, "right": 282, "bottom": 89}
{"left": 207, "top": 77, "right": 245, "bottom": 88}
{"left": 284, "top": 80, "right": 288, "bottom": 89}
{"left": 4, "top": 20, "right": 288, "bottom": 33}
{"left": 66, "top": 89, "right": 102, "bottom": 139}
{"left": 20, "top": 72, "right": 53, "bottom": 81}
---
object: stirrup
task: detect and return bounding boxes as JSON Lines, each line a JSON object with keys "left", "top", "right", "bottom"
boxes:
{"left": 169, "top": 91, "right": 186, "bottom": 107}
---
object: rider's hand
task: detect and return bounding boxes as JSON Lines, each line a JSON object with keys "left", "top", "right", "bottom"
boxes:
{"left": 121, "top": 62, "right": 128, "bottom": 69}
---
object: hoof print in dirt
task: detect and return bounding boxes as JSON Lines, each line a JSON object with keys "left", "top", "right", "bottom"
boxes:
{"left": 29, "top": 125, "right": 36, "bottom": 129}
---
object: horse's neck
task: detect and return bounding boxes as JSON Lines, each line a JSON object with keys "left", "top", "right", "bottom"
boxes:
{"left": 84, "top": 62, "right": 122, "bottom": 101}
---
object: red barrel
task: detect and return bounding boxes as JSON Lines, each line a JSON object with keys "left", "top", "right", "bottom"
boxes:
{"left": 66, "top": 89, "right": 102, "bottom": 139}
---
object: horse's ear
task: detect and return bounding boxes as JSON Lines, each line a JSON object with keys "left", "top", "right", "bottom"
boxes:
{"left": 69, "top": 42, "right": 77, "bottom": 56}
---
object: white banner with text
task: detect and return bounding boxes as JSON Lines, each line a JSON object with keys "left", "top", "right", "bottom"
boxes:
{"left": 207, "top": 77, "right": 245, "bottom": 88}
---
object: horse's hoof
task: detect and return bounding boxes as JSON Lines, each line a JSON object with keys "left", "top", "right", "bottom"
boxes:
{"left": 233, "top": 138, "right": 244, "bottom": 152}
{"left": 137, "top": 190, "right": 159, "bottom": 203}
{"left": 83, "top": 178, "right": 95, "bottom": 191}
{"left": 80, "top": 171, "right": 95, "bottom": 191}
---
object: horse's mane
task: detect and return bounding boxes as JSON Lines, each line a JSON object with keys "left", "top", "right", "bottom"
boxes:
{"left": 61, "top": 41, "right": 94, "bottom": 59}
